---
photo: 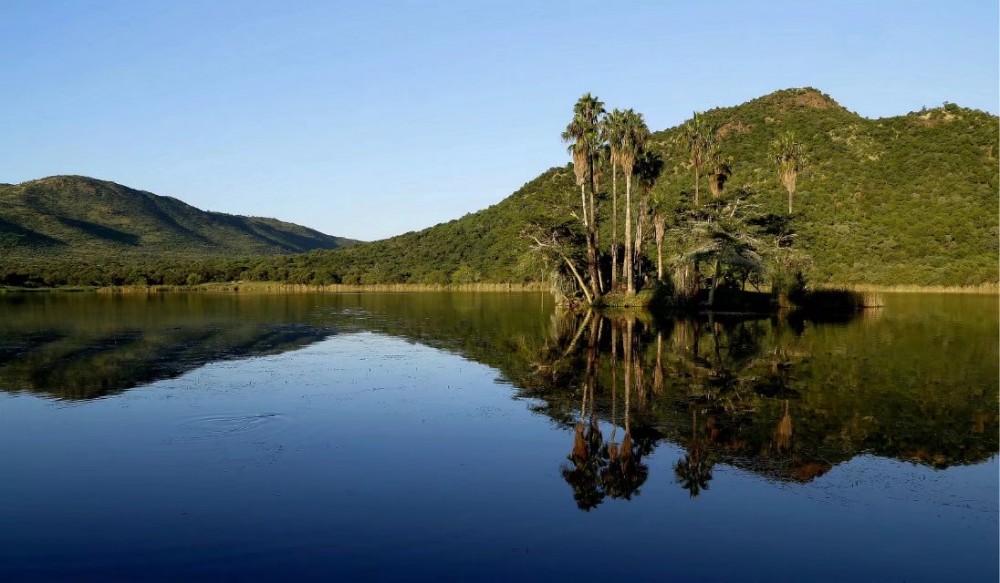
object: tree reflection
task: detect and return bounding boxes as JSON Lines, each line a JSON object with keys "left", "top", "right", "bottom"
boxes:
{"left": 560, "top": 312, "right": 607, "bottom": 510}
{"left": 674, "top": 409, "right": 716, "bottom": 498}
{"left": 558, "top": 312, "right": 650, "bottom": 509}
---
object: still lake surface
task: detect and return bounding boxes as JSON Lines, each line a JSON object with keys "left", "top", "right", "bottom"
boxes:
{"left": 0, "top": 291, "right": 996, "bottom": 582}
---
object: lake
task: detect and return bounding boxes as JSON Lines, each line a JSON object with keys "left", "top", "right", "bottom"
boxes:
{"left": 1, "top": 291, "right": 996, "bottom": 582}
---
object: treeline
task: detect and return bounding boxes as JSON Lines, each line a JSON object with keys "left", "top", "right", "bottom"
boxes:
{"left": 0, "top": 251, "right": 541, "bottom": 288}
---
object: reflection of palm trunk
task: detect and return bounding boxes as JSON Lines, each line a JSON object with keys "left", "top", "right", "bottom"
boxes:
{"left": 610, "top": 324, "right": 619, "bottom": 441}
{"left": 710, "top": 314, "right": 722, "bottom": 368}
{"left": 585, "top": 315, "right": 601, "bottom": 438}
{"left": 653, "top": 332, "right": 664, "bottom": 395}
{"left": 692, "top": 319, "right": 701, "bottom": 360}
{"left": 624, "top": 318, "right": 634, "bottom": 441}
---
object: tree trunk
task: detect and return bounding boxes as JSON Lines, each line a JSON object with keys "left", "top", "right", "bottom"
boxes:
{"left": 563, "top": 257, "right": 592, "bottom": 305}
{"left": 625, "top": 173, "right": 634, "bottom": 295}
{"left": 586, "top": 232, "right": 601, "bottom": 303}
{"left": 694, "top": 166, "right": 700, "bottom": 206}
{"left": 653, "top": 214, "right": 665, "bottom": 281}
{"left": 587, "top": 156, "right": 602, "bottom": 299}
{"left": 611, "top": 165, "right": 618, "bottom": 289}
{"left": 588, "top": 156, "right": 597, "bottom": 250}
{"left": 634, "top": 195, "right": 648, "bottom": 286}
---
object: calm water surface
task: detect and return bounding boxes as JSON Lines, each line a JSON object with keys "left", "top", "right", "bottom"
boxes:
{"left": 1, "top": 292, "right": 996, "bottom": 581}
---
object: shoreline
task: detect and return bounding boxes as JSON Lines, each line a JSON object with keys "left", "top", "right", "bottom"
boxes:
{"left": 0, "top": 281, "right": 996, "bottom": 295}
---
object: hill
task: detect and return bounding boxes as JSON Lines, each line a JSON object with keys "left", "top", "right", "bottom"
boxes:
{"left": 255, "top": 88, "right": 997, "bottom": 287}
{"left": 2, "top": 88, "right": 996, "bottom": 289}
{"left": 0, "top": 176, "right": 358, "bottom": 260}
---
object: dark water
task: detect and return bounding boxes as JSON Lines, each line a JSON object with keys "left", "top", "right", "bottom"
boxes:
{"left": 0, "top": 292, "right": 996, "bottom": 582}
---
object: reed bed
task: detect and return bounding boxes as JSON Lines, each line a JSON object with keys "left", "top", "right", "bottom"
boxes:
{"left": 97, "top": 281, "right": 549, "bottom": 294}
{"left": 820, "top": 283, "right": 998, "bottom": 295}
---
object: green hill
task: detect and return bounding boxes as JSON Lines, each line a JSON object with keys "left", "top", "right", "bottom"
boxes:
{"left": 0, "top": 175, "right": 358, "bottom": 260}
{"left": 2, "top": 87, "right": 997, "bottom": 288}
{"left": 258, "top": 88, "right": 997, "bottom": 287}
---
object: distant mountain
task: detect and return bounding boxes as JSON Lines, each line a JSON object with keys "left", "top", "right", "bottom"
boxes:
{"left": 270, "top": 87, "right": 998, "bottom": 287}
{"left": 0, "top": 176, "right": 358, "bottom": 260}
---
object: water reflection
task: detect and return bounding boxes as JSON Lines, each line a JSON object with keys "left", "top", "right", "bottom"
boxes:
{"left": 0, "top": 293, "right": 338, "bottom": 399}
{"left": 559, "top": 314, "right": 651, "bottom": 510}
{"left": 529, "top": 306, "right": 997, "bottom": 506}
{"left": 0, "top": 292, "right": 996, "bottom": 505}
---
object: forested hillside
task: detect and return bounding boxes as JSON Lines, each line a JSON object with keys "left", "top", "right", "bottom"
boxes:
{"left": 2, "top": 88, "right": 996, "bottom": 288}
{"left": 0, "top": 176, "right": 357, "bottom": 260}
{"left": 244, "top": 88, "right": 998, "bottom": 287}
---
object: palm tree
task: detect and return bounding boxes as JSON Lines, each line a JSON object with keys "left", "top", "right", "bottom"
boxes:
{"left": 653, "top": 213, "right": 667, "bottom": 281}
{"left": 707, "top": 140, "right": 734, "bottom": 199}
{"left": 679, "top": 112, "right": 712, "bottom": 206}
{"left": 601, "top": 109, "right": 627, "bottom": 288}
{"left": 771, "top": 131, "right": 804, "bottom": 214}
{"left": 562, "top": 93, "right": 606, "bottom": 300}
{"left": 633, "top": 150, "right": 664, "bottom": 284}
{"left": 618, "top": 109, "right": 650, "bottom": 295}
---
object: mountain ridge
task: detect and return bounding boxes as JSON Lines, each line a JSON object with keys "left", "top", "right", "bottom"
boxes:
{"left": 0, "top": 175, "right": 359, "bottom": 260}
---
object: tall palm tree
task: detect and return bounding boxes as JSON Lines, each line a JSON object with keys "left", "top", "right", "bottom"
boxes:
{"left": 707, "top": 140, "right": 734, "bottom": 199}
{"left": 771, "top": 131, "right": 804, "bottom": 214}
{"left": 601, "top": 109, "right": 627, "bottom": 288}
{"left": 618, "top": 109, "right": 650, "bottom": 295}
{"left": 679, "top": 112, "right": 711, "bottom": 206}
{"left": 562, "top": 93, "right": 606, "bottom": 300}
{"left": 653, "top": 213, "right": 667, "bottom": 281}
{"left": 633, "top": 150, "right": 664, "bottom": 284}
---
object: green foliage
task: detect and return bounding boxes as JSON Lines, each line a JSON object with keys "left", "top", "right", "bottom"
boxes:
{"left": 2, "top": 88, "right": 996, "bottom": 288}
{"left": 648, "top": 88, "right": 998, "bottom": 286}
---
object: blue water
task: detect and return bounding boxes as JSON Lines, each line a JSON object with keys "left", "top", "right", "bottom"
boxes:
{"left": 0, "top": 293, "right": 996, "bottom": 581}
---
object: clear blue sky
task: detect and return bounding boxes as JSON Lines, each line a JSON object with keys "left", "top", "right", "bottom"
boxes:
{"left": 2, "top": 0, "right": 997, "bottom": 240}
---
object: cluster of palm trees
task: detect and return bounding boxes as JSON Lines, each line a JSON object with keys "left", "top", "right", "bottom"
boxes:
{"left": 562, "top": 94, "right": 652, "bottom": 302}
{"left": 559, "top": 93, "right": 807, "bottom": 306}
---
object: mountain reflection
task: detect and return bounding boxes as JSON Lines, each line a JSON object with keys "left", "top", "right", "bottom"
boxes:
{"left": 0, "top": 292, "right": 996, "bottom": 504}
{"left": 0, "top": 293, "right": 338, "bottom": 399}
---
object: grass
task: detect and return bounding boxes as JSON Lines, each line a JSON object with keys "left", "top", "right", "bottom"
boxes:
{"left": 821, "top": 283, "right": 999, "bottom": 295}
{"left": 95, "top": 281, "right": 549, "bottom": 294}
{"left": 598, "top": 289, "right": 658, "bottom": 308}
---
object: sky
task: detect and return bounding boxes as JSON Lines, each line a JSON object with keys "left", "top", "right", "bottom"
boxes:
{"left": 1, "top": 0, "right": 997, "bottom": 241}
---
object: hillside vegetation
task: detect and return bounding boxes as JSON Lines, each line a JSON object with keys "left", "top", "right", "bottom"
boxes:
{"left": 1, "top": 88, "right": 996, "bottom": 288}
{"left": 244, "top": 88, "right": 999, "bottom": 288}
{"left": 0, "top": 176, "right": 357, "bottom": 260}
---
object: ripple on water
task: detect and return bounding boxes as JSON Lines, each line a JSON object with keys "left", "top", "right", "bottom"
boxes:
{"left": 174, "top": 412, "right": 287, "bottom": 441}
